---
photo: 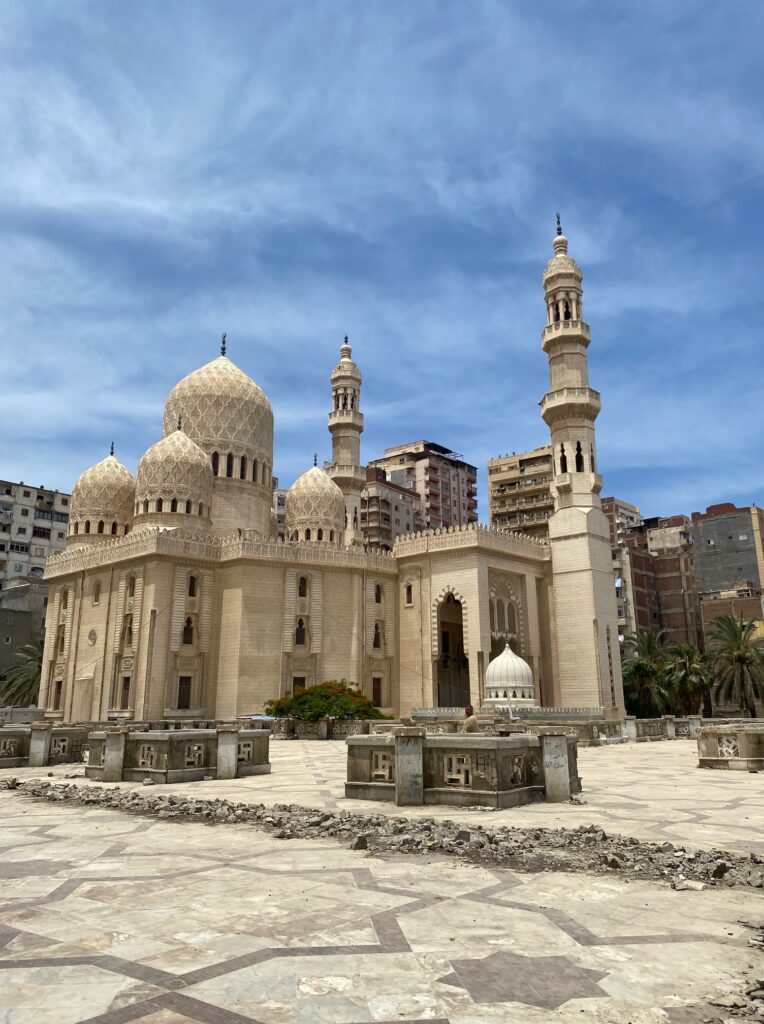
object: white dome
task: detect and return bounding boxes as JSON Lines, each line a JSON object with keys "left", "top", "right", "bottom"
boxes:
{"left": 485, "top": 642, "right": 535, "bottom": 702}
{"left": 163, "top": 355, "right": 273, "bottom": 463}
{"left": 135, "top": 429, "right": 213, "bottom": 519}
{"left": 285, "top": 466, "right": 344, "bottom": 542}
{"left": 70, "top": 452, "right": 136, "bottom": 541}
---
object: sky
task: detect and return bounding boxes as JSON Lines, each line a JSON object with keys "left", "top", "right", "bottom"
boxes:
{"left": 1, "top": 0, "right": 763, "bottom": 520}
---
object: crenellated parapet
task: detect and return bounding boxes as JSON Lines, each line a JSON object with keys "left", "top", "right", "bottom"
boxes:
{"left": 393, "top": 521, "right": 550, "bottom": 560}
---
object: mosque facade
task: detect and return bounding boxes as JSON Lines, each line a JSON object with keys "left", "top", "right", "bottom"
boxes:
{"left": 40, "top": 227, "right": 624, "bottom": 723}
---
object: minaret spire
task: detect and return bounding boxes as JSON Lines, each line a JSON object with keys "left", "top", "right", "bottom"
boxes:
{"left": 220, "top": 332, "right": 227, "bottom": 356}
{"left": 326, "top": 335, "right": 365, "bottom": 545}
{"left": 109, "top": 441, "right": 115, "bottom": 457}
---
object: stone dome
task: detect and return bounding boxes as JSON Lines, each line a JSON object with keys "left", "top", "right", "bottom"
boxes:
{"left": 285, "top": 466, "right": 344, "bottom": 543}
{"left": 485, "top": 642, "right": 535, "bottom": 703}
{"left": 69, "top": 453, "right": 136, "bottom": 541}
{"left": 163, "top": 355, "right": 273, "bottom": 462}
{"left": 135, "top": 429, "right": 213, "bottom": 520}
{"left": 543, "top": 233, "right": 582, "bottom": 283}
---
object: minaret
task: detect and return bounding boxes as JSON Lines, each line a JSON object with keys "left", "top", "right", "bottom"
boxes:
{"left": 540, "top": 216, "right": 624, "bottom": 714}
{"left": 326, "top": 336, "right": 366, "bottom": 545}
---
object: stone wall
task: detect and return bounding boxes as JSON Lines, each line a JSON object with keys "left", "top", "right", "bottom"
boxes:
{"left": 697, "top": 724, "right": 764, "bottom": 771}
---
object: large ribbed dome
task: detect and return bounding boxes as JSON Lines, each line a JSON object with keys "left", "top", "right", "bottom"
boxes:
{"left": 70, "top": 454, "right": 136, "bottom": 538}
{"left": 485, "top": 642, "right": 535, "bottom": 702}
{"left": 285, "top": 466, "right": 344, "bottom": 542}
{"left": 136, "top": 429, "right": 213, "bottom": 510}
{"left": 163, "top": 355, "right": 273, "bottom": 459}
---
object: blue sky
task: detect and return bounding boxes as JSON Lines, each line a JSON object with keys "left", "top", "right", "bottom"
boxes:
{"left": 1, "top": 1, "right": 762, "bottom": 519}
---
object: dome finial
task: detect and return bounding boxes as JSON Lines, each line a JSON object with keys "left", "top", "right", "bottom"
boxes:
{"left": 556, "top": 211, "right": 562, "bottom": 236}
{"left": 109, "top": 441, "right": 115, "bottom": 457}
{"left": 220, "top": 332, "right": 227, "bottom": 356}
{"left": 313, "top": 452, "right": 318, "bottom": 467}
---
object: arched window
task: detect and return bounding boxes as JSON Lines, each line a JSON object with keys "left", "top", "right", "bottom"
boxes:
{"left": 317, "top": 528, "right": 323, "bottom": 541}
{"left": 97, "top": 520, "right": 104, "bottom": 534}
{"left": 489, "top": 600, "right": 495, "bottom": 631}
{"left": 374, "top": 584, "right": 382, "bottom": 604}
{"left": 240, "top": 456, "right": 247, "bottom": 480}
{"left": 170, "top": 498, "right": 178, "bottom": 512}
{"left": 211, "top": 451, "right": 219, "bottom": 476}
{"left": 156, "top": 498, "right": 163, "bottom": 512}
{"left": 125, "top": 615, "right": 133, "bottom": 647}
{"left": 252, "top": 458, "right": 258, "bottom": 482}
{"left": 329, "top": 530, "right": 334, "bottom": 542}
{"left": 262, "top": 463, "right": 267, "bottom": 485}
{"left": 124, "top": 524, "right": 130, "bottom": 535}
{"left": 575, "top": 441, "right": 584, "bottom": 473}
{"left": 559, "top": 443, "right": 568, "bottom": 474}
{"left": 186, "top": 499, "right": 192, "bottom": 514}
{"left": 188, "top": 575, "right": 197, "bottom": 598}
{"left": 554, "top": 301, "right": 560, "bottom": 322}
{"left": 305, "top": 528, "right": 311, "bottom": 541}
{"left": 110, "top": 521, "right": 117, "bottom": 535}
{"left": 93, "top": 581, "right": 101, "bottom": 606}
{"left": 405, "top": 583, "right": 413, "bottom": 605}
{"left": 590, "top": 445, "right": 596, "bottom": 473}
{"left": 507, "top": 603, "right": 517, "bottom": 636}
{"left": 563, "top": 299, "right": 571, "bottom": 320}
{"left": 128, "top": 574, "right": 136, "bottom": 598}
{"left": 350, "top": 394, "right": 355, "bottom": 410}
{"left": 182, "top": 616, "right": 194, "bottom": 645}
{"left": 295, "top": 618, "right": 306, "bottom": 645}
{"left": 74, "top": 522, "right": 79, "bottom": 535}
{"left": 298, "top": 576, "right": 308, "bottom": 598}
{"left": 291, "top": 531, "right": 298, "bottom": 542}
{"left": 497, "top": 600, "right": 506, "bottom": 633}
{"left": 143, "top": 500, "right": 149, "bottom": 514}
{"left": 84, "top": 520, "right": 91, "bottom": 534}
{"left": 373, "top": 623, "right": 382, "bottom": 649}
{"left": 226, "top": 453, "right": 234, "bottom": 478}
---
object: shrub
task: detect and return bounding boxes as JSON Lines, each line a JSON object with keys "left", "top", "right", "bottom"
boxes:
{"left": 264, "top": 680, "right": 384, "bottom": 721}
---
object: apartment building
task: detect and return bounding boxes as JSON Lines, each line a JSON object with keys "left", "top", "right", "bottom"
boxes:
{"left": 691, "top": 503, "right": 764, "bottom": 595}
{"left": 361, "top": 468, "right": 424, "bottom": 550}
{"left": 0, "top": 481, "right": 70, "bottom": 591}
{"left": 368, "top": 441, "right": 477, "bottom": 530}
{"left": 487, "top": 445, "right": 554, "bottom": 539}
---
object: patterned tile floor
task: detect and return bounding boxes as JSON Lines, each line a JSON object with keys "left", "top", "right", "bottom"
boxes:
{"left": 0, "top": 741, "right": 762, "bottom": 1022}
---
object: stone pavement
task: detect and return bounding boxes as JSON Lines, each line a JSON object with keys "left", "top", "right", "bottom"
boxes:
{"left": 7, "top": 739, "right": 763, "bottom": 854}
{"left": 0, "top": 785, "right": 762, "bottom": 1024}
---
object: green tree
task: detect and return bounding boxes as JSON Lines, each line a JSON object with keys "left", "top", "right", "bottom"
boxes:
{"left": 666, "top": 643, "right": 713, "bottom": 716}
{"left": 264, "top": 680, "right": 384, "bottom": 722}
{"left": 621, "top": 629, "right": 671, "bottom": 718}
{"left": 0, "top": 639, "right": 44, "bottom": 707}
{"left": 707, "top": 614, "right": 764, "bottom": 718}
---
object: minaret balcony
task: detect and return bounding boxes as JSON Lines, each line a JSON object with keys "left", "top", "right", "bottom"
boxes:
{"left": 541, "top": 319, "right": 591, "bottom": 352}
{"left": 540, "top": 386, "right": 601, "bottom": 424}
{"left": 328, "top": 410, "right": 364, "bottom": 430}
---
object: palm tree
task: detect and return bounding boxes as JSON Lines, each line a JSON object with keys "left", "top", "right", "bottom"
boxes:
{"left": 0, "top": 639, "right": 43, "bottom": 707}
{"left": 667, "top": 644, "right": 713, "bottom": 716}
{"left": 707, "top": 614, "right": 764, "bottom": 718}
{"left": 622, "top": 629, "right": 671, "bottom": 718}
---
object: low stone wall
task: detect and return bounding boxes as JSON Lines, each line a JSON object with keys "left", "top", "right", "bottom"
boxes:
{"left": 370, "top": 717, "right": 623, "bottom": 747}
{"left": 346, "top": 728, "right": 580, "bottom": 808}
{"left": 271, "top": 717, "right": 374, "bottom": 740}
{"left": 0, "top": 723, "right": 90, "bottom": 768}
{"left": 697, "top": 724, "right": 764, "bottom": 771}
{"left": 86, "top": 725, "right": 270, "bottom": 784}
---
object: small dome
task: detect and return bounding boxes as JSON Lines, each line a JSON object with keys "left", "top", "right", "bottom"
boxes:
{"left": 163, "top": 355, "right": 273, "bottom": 461}
{"left": 285, "top": 466, "right": 344, "bottom": 542}
{"left": 485, "top": 642, "right": 534, "bottom": 697}
{"left": 70, "top": 454, "right": 135, "bottom": 540}
{"left": 543, "top": 232, "right": 582, "bottom": 283}
{"left": 135, "top": 429, "right": 213, "bottom": 516}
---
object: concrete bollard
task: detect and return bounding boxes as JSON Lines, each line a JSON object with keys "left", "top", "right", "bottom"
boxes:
{"left": 102, "top": 728, "right": 129, "bottom": 783}
{"left": 28, "top": 721, "right": 53, "bottom": 768}
{"left": 540, "top": 732, "right": 571, "bottom": 802}
{"left": 216, "top": 724, "right": 240, "bottom": 780}
{"left": 394, "top": 727, "right": 426, "bottom": 806}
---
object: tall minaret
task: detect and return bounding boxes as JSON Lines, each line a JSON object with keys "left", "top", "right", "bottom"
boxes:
{"left": 326, "top": 336, "right": 366, "bottom": 545}
{"left": 541, "top": 216, "right": 624, "bottom": 715}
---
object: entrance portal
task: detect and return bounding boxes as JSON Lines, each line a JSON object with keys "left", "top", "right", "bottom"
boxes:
{"left": 436, "top": 593, "right": 470, "bottom": 707}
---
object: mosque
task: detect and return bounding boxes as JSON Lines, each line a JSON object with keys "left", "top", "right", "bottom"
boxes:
{"left": 41, "top": 225, "right": 625, "bottom": 723}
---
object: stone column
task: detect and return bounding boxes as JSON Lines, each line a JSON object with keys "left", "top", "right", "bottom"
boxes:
{"left": 540, "top": 732, "right": 571, "bottom": 803}
{"left": 317, "top": 717, "right": 332, "bottom": 740}
{"left": 216, "top": 724, "right": 240, "bottom": 780}
{"left": 394, "top": 727, "right": 425, "bottom": 806}
{"left": 103, "top": 727, "right": 128, "bottom": 783}
{"left": 28, "top": 722, "right": 53, "bottom": 768}
{"left": 687, "top": 715, "right": 702, "bottom": 738}
{"left": 623, "top": 716, "right": 637, "bottom": 742}
{"left": 664, "top": 715, "right": 676, "bottom": 740}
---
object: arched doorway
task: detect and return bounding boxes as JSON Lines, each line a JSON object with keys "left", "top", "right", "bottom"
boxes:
{"left": 436, "top": 592, "right": 469, "bottom": 707}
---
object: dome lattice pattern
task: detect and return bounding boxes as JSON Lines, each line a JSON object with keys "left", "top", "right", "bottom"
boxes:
{"left": 163, "top": 356, "right": 273, "bottom": 459}
{"left": 285, "top": 467, "right": 345, "bottom": 537}
{"left": 71, "top": 455, "right": 136, "bottom": 526}
{"left": 136, "top": 430, "right": 213, "bottom": 507}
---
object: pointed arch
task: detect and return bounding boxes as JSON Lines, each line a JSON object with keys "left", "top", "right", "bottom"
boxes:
{"left": 430, "top": 584, "right": 469, "bottom": 658}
